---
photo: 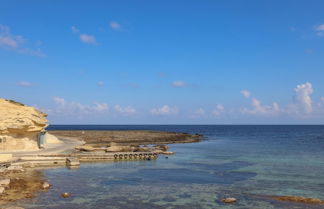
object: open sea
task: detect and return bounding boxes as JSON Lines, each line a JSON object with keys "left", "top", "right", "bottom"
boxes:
{"left": 15, "top": 125, "right": 324, "bottom": 209}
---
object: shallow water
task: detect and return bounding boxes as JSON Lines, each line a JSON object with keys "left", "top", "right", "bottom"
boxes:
{"left": 14, "top": 125, "right": 324, "bottom": 208}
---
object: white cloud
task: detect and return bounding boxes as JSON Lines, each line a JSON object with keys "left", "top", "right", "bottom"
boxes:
{"left": 52, "top": 97, "right": 109, "bottom": 116}
{"left": 212, "top": 104, "right": 225, "bottom": 116}
{"left": 241, "top": 90, "right": 251, "bottom": 98}
{"left": 93, "top": 103, "right": 109, "bottom": 111}
{"left": 114, "top": 105, "right": 136, "bottom": 115}
{"left": 71, "top": 26, "right": 80, "bottom": 33}
{"left": 80, "top": 34, "right": 97, "bottom": 44}
{"left": 151, "top": 105, "right": 178, "bottom": 115}
{"left": 109, "top": 21, "right": 121, "bottom": 30}
{"left": 18, "top": 81, "right": 32, "bottom": 87}
{"left": 240, "top": 98, "right": 280, "bottom": 116}
{"left": 195, "top": 108, "right": 205, "bottom": 116}
{"left": 53, "top": 97, "right": 66, "bottom": 106}
{"left": 171, "top": 81, "right": 186, "bottom": 87}
{"left": 292, "top": 82, "right": 313, "bottom": 114}
{"left": 0, "top": 24, "right": 45, "bottom": 57}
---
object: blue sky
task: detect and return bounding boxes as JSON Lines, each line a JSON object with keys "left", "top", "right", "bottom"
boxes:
{"left": 1, "top": 0, "right": 324, "bottom": 124}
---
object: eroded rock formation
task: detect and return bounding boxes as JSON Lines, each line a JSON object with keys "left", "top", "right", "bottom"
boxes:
{"left": 0, "top": 99, "right": 48, "bottom": 151}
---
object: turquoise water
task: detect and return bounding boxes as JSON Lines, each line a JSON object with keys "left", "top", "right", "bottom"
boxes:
{"left": 15, "top": 126, "right": 324, "bottom": 208}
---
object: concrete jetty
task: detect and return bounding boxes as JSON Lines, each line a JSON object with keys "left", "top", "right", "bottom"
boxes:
{"left": 7, "top": 151, "right": 159, "bottom": 168}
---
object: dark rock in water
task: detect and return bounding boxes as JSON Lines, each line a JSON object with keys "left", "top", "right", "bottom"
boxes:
{"left": 162, "top": 196, "right": 177, "bottom": 202}
{"left": 273, "top": 195, "right": 324, "bottom": 204}
{"left": 165, "top": 156, "right": 168, "bottom": 159}
{"left": 61, "top": 192, "right": 71, "bottom": 198}
{"left": 222, "top": 197, "right": 237, "bottom": 203}
{"left": 177, "top": 193, "right": 192, "bottom": 198}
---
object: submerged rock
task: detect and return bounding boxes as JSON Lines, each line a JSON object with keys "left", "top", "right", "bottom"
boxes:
{"left": 162, "top": 151, "right": 175, "bottom": 155}
{"left": 273, "top": 195, "right": 324, "bottom": 204}
{"left": 222, "top": 197, "right": 237, "bottom": 203}
{"left": 41, "top": 182, "right": 51, "bottom": 189}
{"left": 61, "top": 192, "right": 71, "bottom": 198}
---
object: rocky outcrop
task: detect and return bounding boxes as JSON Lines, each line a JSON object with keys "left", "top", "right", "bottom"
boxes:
{"left": 0, "top": 99, "right": 48, "bottom": 151}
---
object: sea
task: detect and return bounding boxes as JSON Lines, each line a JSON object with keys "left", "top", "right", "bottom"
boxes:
{"left": 15, "top": 125, "right": 324, "bottom": 209}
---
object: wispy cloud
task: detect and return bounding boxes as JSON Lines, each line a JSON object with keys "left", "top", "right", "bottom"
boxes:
{"left": 114, "top": 105, "right": 136, "bottom": 115}
{"left": 52, "top": 97, "right": 109, "bottom": 116}
{"left": 97, "top": 81, "right": 105, "bottom": 87}
{"left": 189, "top": 108, "right": 206, "bottom": 118}
{"left": 71, "top": 26, "right": 97, "bottom": 45}
{"left": 151, "top": 105, "right": 178, "bottom": 115}
{"left": 71, "top": 26, "right": 80, "bottom": 33}
{"left": 109, "top": 21, "right": 121, "bottom": 30}
{"left": 212, "top": 104, "right": 225, "bottom": 116}
{"left": 171, "top": 81, "right": 186, "bottom": 88}
{"left": 240, "top": 90, "right": 251, "bottom": 98}
{"left": 315, "top": 24, "right": 324, "bottom": 37}
{"left": 240, "top": 98, "right": 280, "bottom": 116}
{"left": 0, "top": 24, "right": 46, "bottom": 57}
{"left": 18, "top": 81, "right": 32, "bottom": 87}
{"left": 80, "top": 34, "right": 97, "bottom": 44}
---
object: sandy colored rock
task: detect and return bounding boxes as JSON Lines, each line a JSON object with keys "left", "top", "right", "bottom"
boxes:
{"left": 222, "top": 197, "right": 237, "bottom": 203}
{"left": 153, "top": 149, "right": 164, "bottom": 154}
{"left": 0, "top": 186, "right": 4, "bottom": 194}
{"left": 0, "top": 99, "right": 48, "bottom": 151}
{"left": 0, "top": 154, "right": 12, "bottom": 162}
{"left": 0, "top": 179, "right": 10, "bottom": 187}
{"left": 153, "top": 144, "right": 169, "bottom": 151}
{"left": 106, "top": 145, "right": 133, "bottom": 152}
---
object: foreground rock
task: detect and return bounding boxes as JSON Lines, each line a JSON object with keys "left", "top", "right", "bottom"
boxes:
{"left": 0, "top": 98, "right": 48, "bottom": 151}
{"left": 273, "top": 195, "right": 324, "bottom": 204}
{"left": 0, "top": 168, "right": 46, "bottom": 205}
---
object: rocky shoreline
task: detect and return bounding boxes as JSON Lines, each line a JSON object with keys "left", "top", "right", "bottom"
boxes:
{"left": 0, "top": 130, "right": 203, "bottom": 207}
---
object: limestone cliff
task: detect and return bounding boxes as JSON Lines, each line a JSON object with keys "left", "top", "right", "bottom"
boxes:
{"left": 0, "top": 99, "right": 48, "bottom": 151}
